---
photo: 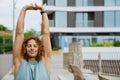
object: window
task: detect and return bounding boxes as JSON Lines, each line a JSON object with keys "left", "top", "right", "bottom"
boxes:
{"left": 56, "top": 0, "right": 67, "bottom": 6}
{"left": 76, "top": 12, "right": 94, "bottom": 27}
{"left": 76, "top": 0, "right": 83, "bottom": 6}
{"left": 104, "top": 0, "right": 115, "bottom": 6}
{"left": 48, "top": 12, "right": 55, "bottom": 27}
{"left": 55, "top": 12, "right": 67, "bottom": 27}
{"left": 76, "top": 13, "right": 84, "bottom": 27}
{"left": 76, "top": 0, "right": 94, "bottom": 6}
{"left": 116, "top": 0, "right": 120, "bottom": 6}
{"left": 104, "top": 11, "right": 115, "bottom": 27}
{"left": 116, "top": 11, "right": 120, "bottom": 27}
{"left": 88, "top": 0, "right": 94, "bottom": 6}
{"left": 48, "top": 0, "right": 55, "bottom": 5}
{"left": 88, "top": 12, "right": 94, "bottom": 27}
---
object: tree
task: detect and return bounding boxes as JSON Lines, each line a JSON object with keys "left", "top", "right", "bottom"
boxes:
{"left": 0, "top": 24, "right": 8, "bottom": 31}
{"left": 24, "top": 28, "right": 37, "bottom": 39}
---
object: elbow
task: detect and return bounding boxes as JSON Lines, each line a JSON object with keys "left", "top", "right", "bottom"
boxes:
{"left": 42, "top": 30, "right": 50, "bottom": 36}
{"left": 16, "top": 30, "right": 24, "bottom": 36}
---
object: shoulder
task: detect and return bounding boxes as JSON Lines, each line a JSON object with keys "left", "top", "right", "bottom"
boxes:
{"left": 14, "top": 59, "right": 26, "bottom": 76}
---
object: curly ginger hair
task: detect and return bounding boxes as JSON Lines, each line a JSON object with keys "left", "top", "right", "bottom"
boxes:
{"left": 21, "top": 36, "right": 44, "bottom": 61}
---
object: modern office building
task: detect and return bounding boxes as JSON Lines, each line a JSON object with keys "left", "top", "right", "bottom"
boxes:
{"left": 42, "top": 0, "right": 120, "bottom": 49}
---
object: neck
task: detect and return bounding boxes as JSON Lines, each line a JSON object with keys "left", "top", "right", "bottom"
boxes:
{"left": 28, "top": 58, "right": 36, "bottom": 62}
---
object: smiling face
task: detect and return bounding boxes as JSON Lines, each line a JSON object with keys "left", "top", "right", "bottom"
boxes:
{"left": 22, "top": 37, "right": 43, "bottom": 61}
{"left": 26, "top": 39, "right": 39, "bottom": 58}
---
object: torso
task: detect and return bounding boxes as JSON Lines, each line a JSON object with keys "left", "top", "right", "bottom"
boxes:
{"left": 14, "top": 60, "right": 50, "bottom": 80}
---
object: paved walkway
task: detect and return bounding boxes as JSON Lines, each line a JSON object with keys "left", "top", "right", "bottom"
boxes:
{"left": 1, "top": 51, "right": 120, "bottom": 80}
{"left": 50, "top": 52, "right": 74, "bottom": 80}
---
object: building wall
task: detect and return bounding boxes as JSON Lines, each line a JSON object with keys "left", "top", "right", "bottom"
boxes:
{"left": 44, "top": 0, "right": 120, "bottom": 48}
{"left": 94, "top": 0, "right": 104, "bottom": 6}
{"left": 67, "top": 0, "right": 75, "bottom": 27}
{"left": 94, "top": 12, "right": 104, "bottom": 27}
{"left": 67, "top": 12, "right": 76, "bottom": 27}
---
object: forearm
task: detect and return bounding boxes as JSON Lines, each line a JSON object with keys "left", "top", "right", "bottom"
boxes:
{"left": 41, "top": 12, "right": 50, "bottom": 35}
{"left": 35, "top": 5, "right": 52, "bottom": 58}
{"left": 41, "top": 12, "right": 52, "bottom": 57}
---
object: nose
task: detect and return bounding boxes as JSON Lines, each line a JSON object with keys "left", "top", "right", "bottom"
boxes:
{"left": 31, "top": 46, "right": 34, "bottom": 50}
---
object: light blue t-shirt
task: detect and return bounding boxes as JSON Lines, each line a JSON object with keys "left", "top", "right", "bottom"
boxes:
{"left": 14, "top": 60, "right": 50, "bottom": 80}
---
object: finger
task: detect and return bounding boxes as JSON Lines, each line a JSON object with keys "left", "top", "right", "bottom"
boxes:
{"left": 34, "top": 3, "right": 37, "bottom": 7}
{"left": 35, "top": 3, "right": 41, "bottom": 9}
{"left": 32, "top": 3, "right": 38, "bottom": 10}
{"left": 34, "top": 3, "right": 41, "bottom": 10}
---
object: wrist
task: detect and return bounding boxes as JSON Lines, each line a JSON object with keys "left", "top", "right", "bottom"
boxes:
{"left": 22, "top": 6, "right": 28, "bottom": 11}
{"left": 41, "top": 11, "right": 46, "bottom": 14}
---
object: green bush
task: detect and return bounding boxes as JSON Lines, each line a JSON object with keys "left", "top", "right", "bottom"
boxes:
{"left": 0, "top": 28, "right": 37, "bottom": 54}
{"left": 24, "top": 29, "right": 36, "bottom": 39}
{"left": 52, "top": 48, "right": 59, "bottom": 51}
{"left": 114, "top": 40, "right": 120, "bottom": 47}
{"left": 90, "top": 43, "right": 102, "bottom": 47}
{"left": 90, "top": 41, "right": 113, "bottom": 47}
{"left": 0, "top": 36, "right": 12, "bottom": 53}
{"left": 102, "top": 41, "right": 113, "bottom": 47}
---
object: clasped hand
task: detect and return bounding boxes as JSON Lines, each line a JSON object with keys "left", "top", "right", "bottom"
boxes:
{"left": 23, "top": 3, "right": 44, "bottom": 12}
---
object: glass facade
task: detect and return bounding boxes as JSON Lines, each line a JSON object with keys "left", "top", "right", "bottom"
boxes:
{"left": 45, "top": 0, "right": 120, "bottom": 6}
{"left": 55, "top": 12, "right": 67, "bottom": 27}
{"left": 116, "top": 0, "right": 120, "bottom": 6}
{"left": 104, "top": 11, "right": 120, "bottom": 27}
{"left": 116, "top": 11, "right": 120, "bottom": 27}
{"left": 76, "top": 13, "right": 85, "bottom": 27}
{"left": 76, "top": 12, "right": 94, "bottom": 27}
{"left": 104, "top": 0, "right": 116, "bottom": 6}
{"left": 55, "top": 0, "right": 67, "bottom": 6}
{"left": 55, "top": 34, "right": 120, "bottom": 48}
{"left": 76, "top": 0, "right": 94, "bottom": 6}
{"left": 104, "top": 0, "right": 120, "bottom": 27}
{"left": 104, "top": 11, "right": 115, "bottom": 27}
{"left": 104, "top": 0, "right": 120, "bottom": 6}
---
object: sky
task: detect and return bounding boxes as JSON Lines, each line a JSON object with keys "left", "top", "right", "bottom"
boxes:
{"left": 0, "top": 0, "right": 43, "bottom": 31}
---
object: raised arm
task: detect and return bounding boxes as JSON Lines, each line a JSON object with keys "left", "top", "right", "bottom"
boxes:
{"left": 13, "top": 6, "right": 26, "bottom": 75}
{"left": 41, "top": 9, "right": 52, "bottom": 58}
{"left": 13, "top": 4, "right": 36, "bottom": 75}
{"left": 35, "top": 5, "right": 52, "bottom": 73}
{"left": 36, "top": 5, "right": 52, "bottom": 58}
{"left": 13, "top": 6, "right": 26, "bottom": 64}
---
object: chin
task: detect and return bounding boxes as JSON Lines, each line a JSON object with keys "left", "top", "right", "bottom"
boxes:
{"left": 28, "top": 54, "right": 37, "bottom": 58}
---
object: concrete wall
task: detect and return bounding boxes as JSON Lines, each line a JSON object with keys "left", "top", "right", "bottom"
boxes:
{"left": 63, "top": 47, "right": 120, "bottom": 60}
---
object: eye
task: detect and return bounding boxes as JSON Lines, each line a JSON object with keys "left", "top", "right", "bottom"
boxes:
{"left": 27, "top": 44, "right": 31, "bottom": 48}
{"left": 34, "top": 45, "right": 38, "bottom": 48}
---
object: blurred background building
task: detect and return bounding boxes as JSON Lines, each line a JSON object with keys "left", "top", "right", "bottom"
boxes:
{"left": 42, "top": 0, "right": 120, "bottom": 49}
